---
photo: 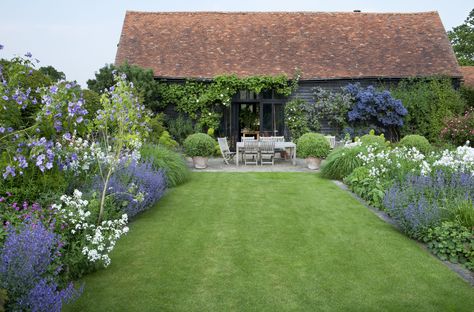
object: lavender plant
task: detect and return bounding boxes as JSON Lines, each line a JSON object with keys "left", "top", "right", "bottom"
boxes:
{"left": 0, "top": 221, "right": 80, "bottom": 311}
{"left": 104, "top": 160, "right": 166, "bottom": 218}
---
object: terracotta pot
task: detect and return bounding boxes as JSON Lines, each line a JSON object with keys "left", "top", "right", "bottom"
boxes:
{"left": 306, "top": 157, "right": 322, "bottom": 170}
{"left": 192, "top": 156, "right": 208, "bottom": 169}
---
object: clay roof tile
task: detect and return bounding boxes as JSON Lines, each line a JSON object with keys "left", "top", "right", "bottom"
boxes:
{"left": 115, "top": 11, "right": 461, "bottom": 80}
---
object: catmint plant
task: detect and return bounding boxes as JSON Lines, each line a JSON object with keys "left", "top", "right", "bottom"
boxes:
{"left": 0, "top": 221, "right": 80, "bottom": 311}
{"left": 104, "top": 160, "right": 166, "bottom": 218}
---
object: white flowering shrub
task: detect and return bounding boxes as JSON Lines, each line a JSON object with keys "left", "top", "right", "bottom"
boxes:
{"left": 355, "top": 145, "right": 430, "bottom": 183}
{"left": 432, "top": 145, "right": 474, "bottom": 175}
{"left": 54, "top": 189, "right": 129, "bottom": 267}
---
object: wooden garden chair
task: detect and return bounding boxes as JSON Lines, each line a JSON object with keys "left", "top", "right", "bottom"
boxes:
{"left": 260, "top": 141, "right": 275, "bottom": 165}
{"left": 217, "top": 137, "right": 236, "bottom": 165}
{"left": 243, "top": 141, "right": 259, "bottom": 165}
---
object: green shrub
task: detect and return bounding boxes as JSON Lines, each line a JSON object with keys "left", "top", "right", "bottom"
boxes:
{"left": 207, "top": 128, "right": 215, "bottom": 137}
{"left": 82, "top": 89, "right": 101, "bottom": 118}
{"left": 147, "top": 113, "right": 165, "bottom": 144}
{"left": 214, "top": 143, "right": 221, "bottom": 157}
{"left": 167, "top": 115, "right": 194, "bottom": 144}
{"left": 359, "top": 130, "right": 388, "bottom": 147}
{"left": 391, "top": 78, "right": 466, "bottom": 142}
{"left": 0, "top": 170, "right": 68, "bottom": 204}
{"left": 183, "top": 133, "right": 216, "bottom": 157}
{"left": 140, "top": 144, "right": 190, "bottom": 187}
{"left": 158, "top": 131, "right": 178, "bottom": 149}
{"left": 344, "top": 167, "right": 385, "bottom": 208}
{"left": 285, "top": 98, "right": 311, "bottom": 141}
{"left": 423, "top": 221, "right": 474, "bottom": 270}
{"left": 297, "top": 133, "right": 331, "bottom": 158}
{"left": 399, "top": 135, "right": 431, "bottom": 154}
{"left": 320, "top": 147, "right": 364, "bottom": 180}
{"left": 460, "top": 86, "right": 474, "bottom": 109}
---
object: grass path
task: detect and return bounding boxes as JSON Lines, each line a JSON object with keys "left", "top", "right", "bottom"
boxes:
{"left": 66, "top": 173, "right": 474, "bottom": 311}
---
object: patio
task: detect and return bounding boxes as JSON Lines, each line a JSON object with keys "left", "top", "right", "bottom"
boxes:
{"left": 187, "top": 157, "right": 313, "bottom": 172}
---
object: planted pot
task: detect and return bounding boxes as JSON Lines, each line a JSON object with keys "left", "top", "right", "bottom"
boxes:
{"left": 183, "top": 133, "right": 216, "bottom": 169}
{"left": 192, "top": 156, "right": 208, "bottom": 169}
{"left": 306, "top": 157, "right": 322, "bottom": 170}
{"left": 297, "top": 133, "right": 331, "bottom": 170}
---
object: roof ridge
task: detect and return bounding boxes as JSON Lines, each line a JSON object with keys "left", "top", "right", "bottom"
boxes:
{"left": 125, "top": 10, "right": 439, "bottom": 15}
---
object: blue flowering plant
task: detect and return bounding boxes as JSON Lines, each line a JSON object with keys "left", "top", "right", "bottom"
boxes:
{"left": 0, "top": 52, "right": 43, "bottom": 132}
{"left": 0, "top": 52, "right": 95, "bottom": 199}
{"left": 0, "top": 221, "right": 81, "bottom": 311}
{"left": 99, "top": 160, "right": 167, "bottom": 219}
{"left": 344, "top": 84, "right": 408, "bottom": 140}
{"left": 383, "top": 171, "right": 474, "bottom": 239}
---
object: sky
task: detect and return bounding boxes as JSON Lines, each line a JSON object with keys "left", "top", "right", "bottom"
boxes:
{"left": 0, "top": 0, "right": 472, "bottom": 88}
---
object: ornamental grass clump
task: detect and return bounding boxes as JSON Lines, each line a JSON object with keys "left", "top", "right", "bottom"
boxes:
{"left": 183, "top": 133, "right": 216, "bottom": 157}
{"left": 320, "top": 146, "right": 364, "bottom": 180}
{"left": 399, "top": 134, "right": 431, "bottom": 155}
{"left": 297, "top": 133, "right": 331, "bottom": 159}
{"left": 141, "top": 144, "right": 189, "bottom": 187}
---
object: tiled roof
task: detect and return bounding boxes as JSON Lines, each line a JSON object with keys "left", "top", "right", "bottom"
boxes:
{"left": 460, "top": 66, "right": 474, "bottom": 88}
{"left": 115, "top": 11, "right": 461, "bottom": 80}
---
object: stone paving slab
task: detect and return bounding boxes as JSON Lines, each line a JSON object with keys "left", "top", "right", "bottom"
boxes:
{"left": 186, "top": 157, "right": 318, "bottom": 172}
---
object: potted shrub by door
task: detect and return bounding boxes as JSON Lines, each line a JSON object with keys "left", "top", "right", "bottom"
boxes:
{"left": 297, "top": 133, "right": 331, "bottom": 170}
{"left": 183, "top": 133, "right": 216, "bottom": 169}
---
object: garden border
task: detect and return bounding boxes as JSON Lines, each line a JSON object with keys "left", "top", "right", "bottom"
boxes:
{"left": 332, "top": 180, "right": 474, "bottom": 287}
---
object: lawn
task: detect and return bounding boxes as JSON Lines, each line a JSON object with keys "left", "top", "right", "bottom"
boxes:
{"left": 66, "top": 173, "right": 474, "bottom": 311}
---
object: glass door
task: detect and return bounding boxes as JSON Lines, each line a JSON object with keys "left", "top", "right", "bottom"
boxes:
{"left": 261, "top": 103, "right": 284, "bottom": 137}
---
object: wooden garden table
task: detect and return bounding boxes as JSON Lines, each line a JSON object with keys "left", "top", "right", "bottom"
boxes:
{"left": 235, "top": 141, "right": 296, "bottom": 166}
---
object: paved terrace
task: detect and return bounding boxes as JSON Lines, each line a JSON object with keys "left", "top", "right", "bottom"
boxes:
{"left": 186, "top": 157, "right": 316, "bottom": 172}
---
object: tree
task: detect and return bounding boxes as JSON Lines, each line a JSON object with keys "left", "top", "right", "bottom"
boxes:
{"left": 87, "top": 63, "right": 163, "bottom": 111}
{"left": 38, "top": 65, "right": 66, "bottom": 82}
{"left": 448, "top": 9, "right": 474, "bottom": 66}
{"left": 93, "top": 73, "right": 150, "bottom": 223}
